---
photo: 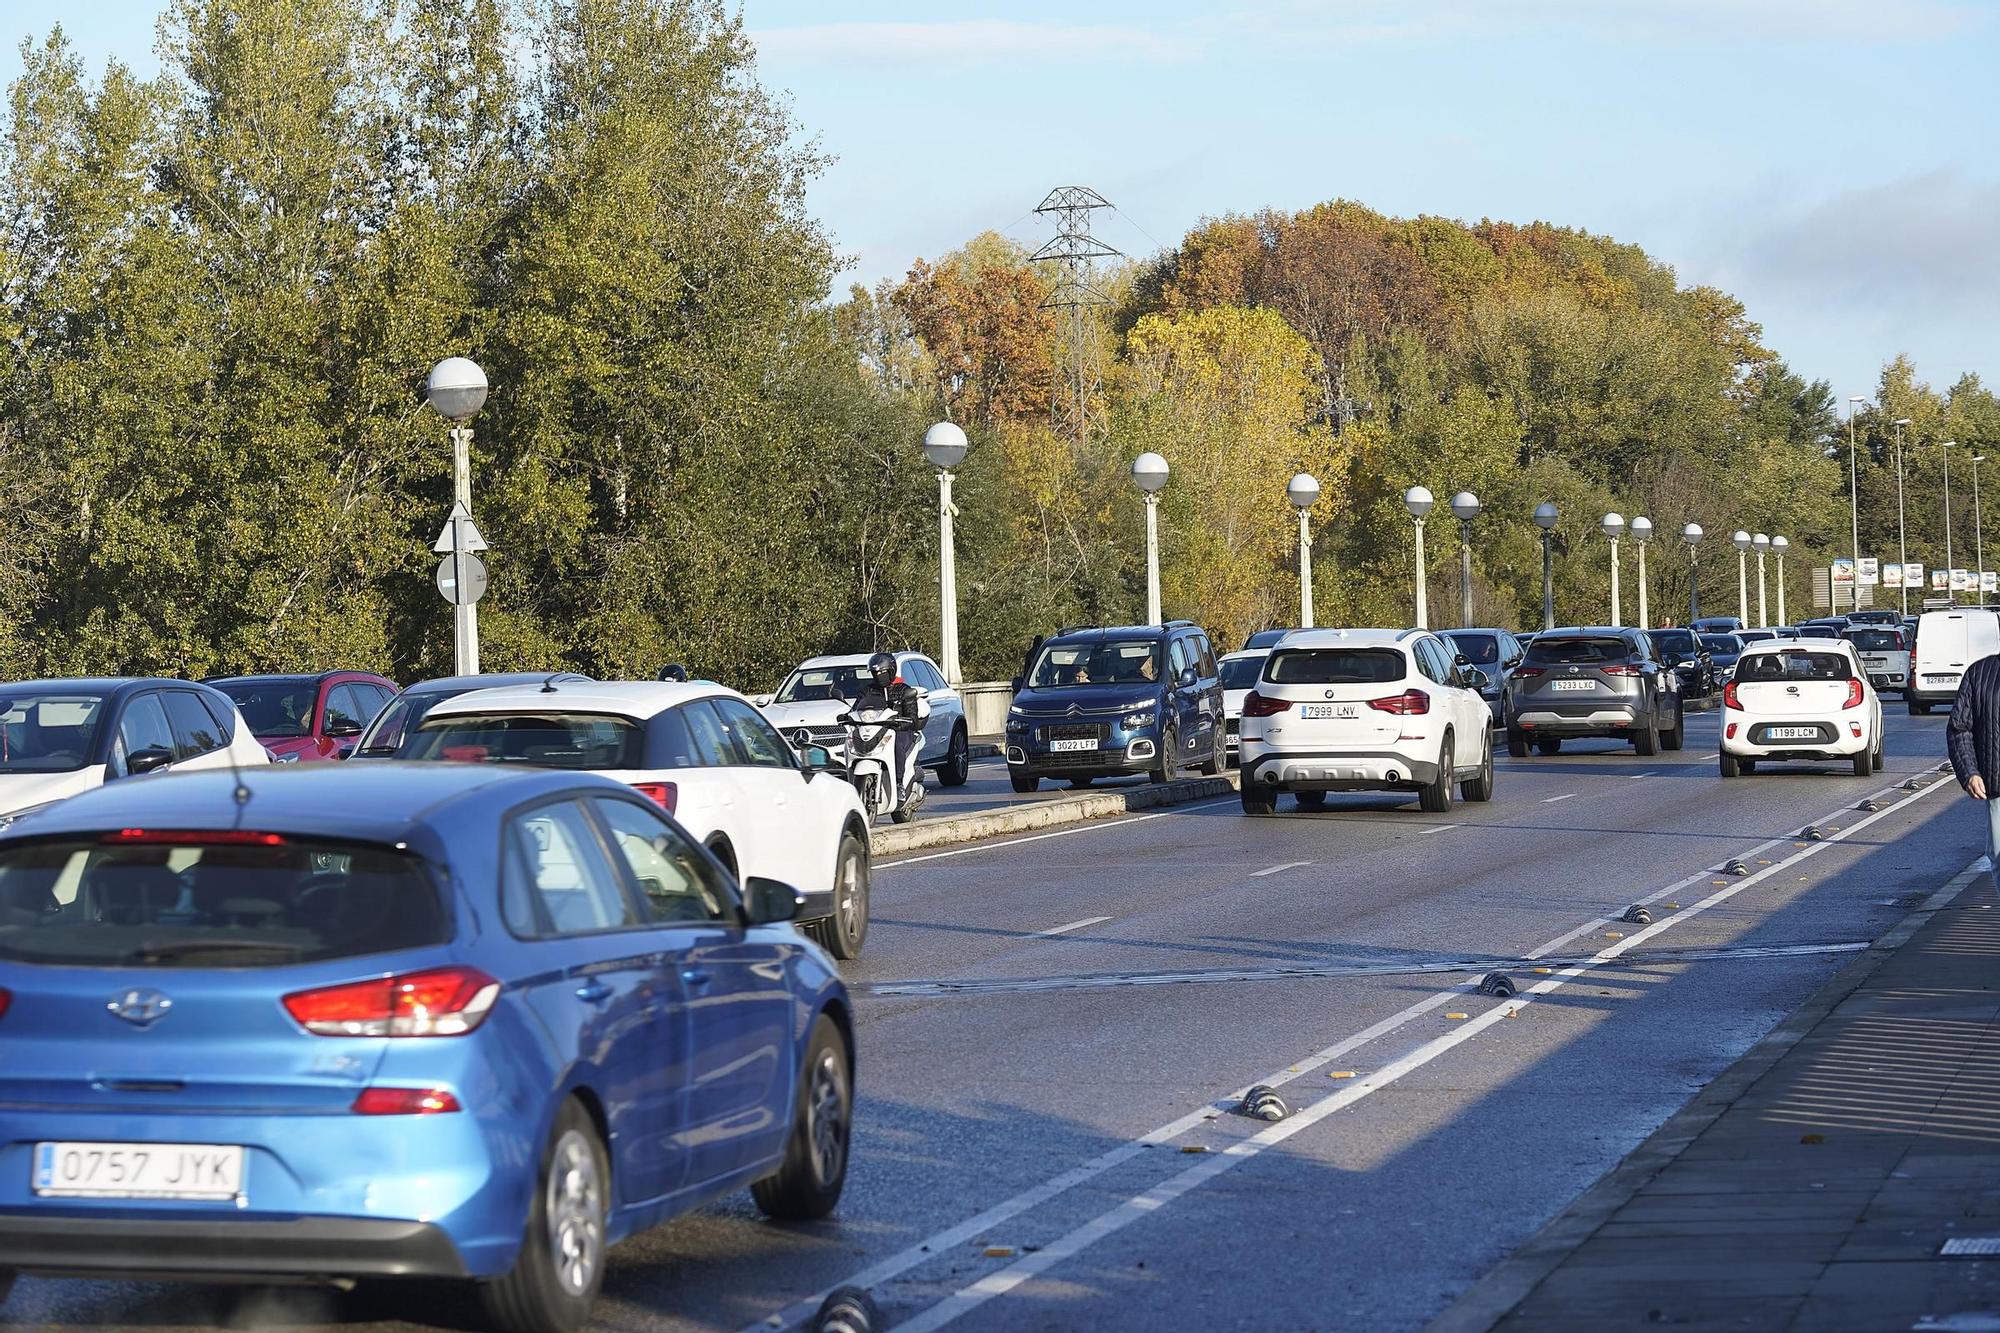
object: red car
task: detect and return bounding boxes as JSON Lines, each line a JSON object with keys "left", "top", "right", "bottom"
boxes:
{"left": 207, "top": 671, "right": 400, "bottom": 762}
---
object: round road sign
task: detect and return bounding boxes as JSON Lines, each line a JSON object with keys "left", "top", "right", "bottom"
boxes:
{"left": 435, "top": 553, "right": 489, "bottom": 606}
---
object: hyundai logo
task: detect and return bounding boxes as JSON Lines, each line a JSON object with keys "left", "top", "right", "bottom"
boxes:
{"left": 107, "top": 988, "right": 173, "bottom": 1028}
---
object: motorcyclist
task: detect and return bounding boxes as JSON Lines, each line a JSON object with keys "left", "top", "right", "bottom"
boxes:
{"left": 850, "top": 651, "right": 929, "bottom": 806}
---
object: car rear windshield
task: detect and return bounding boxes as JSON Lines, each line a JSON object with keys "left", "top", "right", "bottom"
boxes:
{"left": 1845, "top": 629, "right": 1905, "bottom": 651}
{"left": 0, "top": 836, "right": 447, "bottom": 967}
{"left": 0, "top": 692, "right": 107, "bottom": 774}
{"left": 1027, "top": 641, "right": 1161, "bottom": 688}
{"left": 1445, "top": 633, "right": 1500, "bottom": 664}
{"left": 1736, "top": 630, "right": 1776, "bottom": 643}
{"left": 1737, "top": 650, "right": 1852, "bottom": 682}
{"left": 1700, "top": 635, "right": 1743, "bottom": 653}
{"left": 1220, "top": 656, "right": 1267, "bottom": 689}
{"left": 217, "top": 681, "right": 317, "bottom": 738}
{"left": 1264, "top": 648, "right": 1404, "bottom": 685}
{"left": 402, "top": 713, "right": 644, "bottom": 769}
{"left": 1647, "top": 630, "right": 1697, "bottom": 656}
{"left": 1524, "top": 636, "right": 1631, "bottom": 665}
{"left": 775, "top": 665, "right": 870, "bottom": 704}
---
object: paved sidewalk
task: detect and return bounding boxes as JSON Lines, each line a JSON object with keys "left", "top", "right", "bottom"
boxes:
{"left": 1435, "top": 855, "right": 2000, "bottom": 1333}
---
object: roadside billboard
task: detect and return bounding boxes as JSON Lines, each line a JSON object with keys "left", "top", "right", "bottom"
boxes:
{"left": 1832, "top": 557, "right": 1855, "bottom": 587}
{"left": 1905, "top": 562, "right": 1924, "bottom": 590}
{"left": 1883, "top": 562, "right": 1904, "bottom": 589}
{"left": 1952, "top": 568, "right": 1974, "bottom": 591}
{"left": 1858, "top": 557, "right": 1880, "bottom": 586}
{"left": 1934, "top": 569, "right": 1951, "bottom": 590}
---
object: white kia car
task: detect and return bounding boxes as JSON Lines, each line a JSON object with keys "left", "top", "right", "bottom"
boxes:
{"left": 1720, "top": 638, "right": 1883, "bottom": 778}
{"left": 757, "top": 651, "right": 970, "bottom": 786}
{"left": 1235, "top": 628, "right": 1495, "bottom": 815}
{"left": 1218, "top": 647, "right": 1273, "bottom": 766}
{"left": 0, "top": 677, "right": 270, "bottom": 823}
{"left": 399, "top": 680, "right": 874, "bottom": 957}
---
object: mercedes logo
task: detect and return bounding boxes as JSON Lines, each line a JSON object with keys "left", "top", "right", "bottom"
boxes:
{"left": 107, "top": 988, "right": 173, "bottom": 1028}
{"left": 791, "top": 727, "right": 812, "bottom": 747}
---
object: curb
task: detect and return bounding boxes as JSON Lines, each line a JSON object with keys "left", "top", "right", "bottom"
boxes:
{"left": 872, "top": 773, "right": 1240, "bottom": 856}
{"left": 1423, "top": 849, "right": 1985, "bottom": 1333}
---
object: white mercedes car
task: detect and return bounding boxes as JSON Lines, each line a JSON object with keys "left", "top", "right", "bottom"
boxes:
{"left": 1720, "top": 638, "right": 1884, "bottom": 778}
{"left": 399, "top": 679, "right": 874, "bottom": 957}
{"left": 1236, "top": 628, "right": 1495, "bottom": 815}
{"left": 756, "top": 651, "right": 970, "bottom": 786}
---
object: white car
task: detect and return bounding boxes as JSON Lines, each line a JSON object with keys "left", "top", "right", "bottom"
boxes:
{"left": 0, "top": 677, "right": 270, "bottom": 822}
{"left": 1720, "top": 638, "right": 1883, "bottom": 778}
{"left": 401, "top": 680, "right": 874, "bottom": 957}
{"left": 1235, "top": 628, "right": 1496, "bottom": 815}
{"left": 1841, "top": 625, "right": 1912, "bottom": 696}
{"left": 1218, "top": 647, "right": 1273, "bottom": 765}
{"left": 1908, "top": 607, "right": 2000, "bottom": 715}
{"left": 757, "top": 651, "right": 971, "bottom": 786}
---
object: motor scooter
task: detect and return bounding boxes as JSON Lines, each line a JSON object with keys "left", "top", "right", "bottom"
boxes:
{"left": 835, "top": 701, "right": 926, "bottom": 824}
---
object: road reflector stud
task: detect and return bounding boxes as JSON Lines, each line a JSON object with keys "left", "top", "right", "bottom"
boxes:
{"left": 1903, "top": 778, "right": 1923, "bottom": 791}
{"left": 1800, "top": 1134, "right": 1825, "bottom": 1145}
{"left": 1713, "top": 879, "right": 1728, "bottom": 886}
{"left": 1329, "top": 1070, "right": 1357, "bottom": 1079}
{"left": 1802, "top": 827, "right": 1825, "bottom": 841}
{"left": 1532, "top": 966, "right": 1553, "bottom": 974}
{"left": 1622, "top": 904, "right": 1653, "bottom": 924}
{"left": 1445, "top": 1012, "right": 1469, "bottom": 1020}
{"left": 1238, "top": 1085, "right": 1290, "bottom": 1121}
{"left": 1479, "top": 971, "right": 1518, "bottom": 997}
{"left": 1723, "top": 859, "right": 1750, "bottom": 876}
{"left": 816, "top": 1286, "right": 881, "bottom": 1333}
{"left": 983, "top": 1246, "right": 1016, "bottom": 1258}
{"left": 1605, "top": 931, "right": 1624, "bottom": 939}
{"left": 1858, "top": 799, "right": 1881, "bottom": 812}
{"left": 1181, "top": 1145, "right": 1208, "bottom": 1154}
{"left": 1667, "top": 901, "right": 1680, "bottom": 909}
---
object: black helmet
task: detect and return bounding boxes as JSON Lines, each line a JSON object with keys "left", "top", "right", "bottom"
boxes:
{"left": 657, "top": 663, "right": 689, "bottom": 682}
{"left": 867, "top": 651, "right": 898, "bottom": 689}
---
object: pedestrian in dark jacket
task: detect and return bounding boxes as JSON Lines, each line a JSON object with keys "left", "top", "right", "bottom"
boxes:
{"left": 1945, "top": 655, "right": 2000, "bottom": 869}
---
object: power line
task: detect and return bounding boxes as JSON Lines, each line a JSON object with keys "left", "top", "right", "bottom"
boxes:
{"left": 1030, "top": 186, "right": 1121, "bottom": 448}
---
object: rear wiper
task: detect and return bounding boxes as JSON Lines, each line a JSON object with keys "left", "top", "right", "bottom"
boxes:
{"left": 122, "top": 939, "right": 305, "bottom": 963}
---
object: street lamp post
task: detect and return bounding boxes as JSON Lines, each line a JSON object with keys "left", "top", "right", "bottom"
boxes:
{"left": 1893, "top": 418, "right": 1912, "bottom": 613}
{"left": 1534, "top": 502, "right": 1559, "bottom": 631}
{"left": 1601, "top": 513, "right": 1626, "bottom": 626}
{"left": 1943, "top": 441, "right": 1958, "bottom": 591}
{"left": 1132, "top": 453, "right": 1170, "bottom": 624}
{"left": 1753, "top": 533, "right": 1770, "bottom": 626}
{"left": 1631, "top": 517, "right": 1653, "bottom": 627}
{"left": 923, "top": 422, "right": 969, "bottom": 684}
{"left": 1732, "top": 530, "right": 1752, "bottom": 624}
{"left": 1772, "top": 536, "right": 1790, "bottom": 625}
{"left": 1451, "top": 491, "right": 1481, "bottom": 626}
{"left": 1683, "top": 523, "right": 1704, "bottom": 623}
{"left": 1287, "top": 473, "right": 1321, "bottom": 629}
{"left": 1405, "top": 486, "right": 1434, "bottom": 629}
{"left": 1847, "top": 396, "right": 1866, "bottom": 615}
{"left": 1973, "top": 453, "right": 1988, "bottom": 588}
{"left": 425, "top": 356, "right": 489, "bottom": 676}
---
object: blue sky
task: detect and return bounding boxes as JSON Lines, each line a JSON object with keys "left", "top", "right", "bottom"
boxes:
{"left": 8, "top": 0, "right": 1997, "bottom": 399}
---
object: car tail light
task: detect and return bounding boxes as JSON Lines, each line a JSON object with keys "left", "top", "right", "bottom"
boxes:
{"left": 0, "top": 987, "right": 10, "bottom": 1021}
{"left": 1369, "top": 689, "right": 1430, "bottom": 715}
{"left": 1725, "top": 722, "right": 1738, "bottom": 739}
{"left": 351, "top": 1086, "right": 462, "bottom": 1115}
{"left": 1843, "top": 678, "right": 1865, "bottom": 709}
{"left": 102, "top": 829, "right": 286, "bottom": 846}
{"left": 632, "top": 781, "right": 679, "bottom": 814}
{"left": 1242, "top": 692, "right": 1291, "bottom": 717}
{"left": 1511, "top": 667, "right": 1545, "bottom": 680}
{"left": 1722, "top": 681, "right": 1741, "bottom": 710}
{"left": 1600, "top": 664, "right": 1643, "bottom": 676}
{"left": 283, "top": 966, "right": 499, "bottom": 1038}
{"left": 1850, "top": 721, "right": 1864, "bottom": 737}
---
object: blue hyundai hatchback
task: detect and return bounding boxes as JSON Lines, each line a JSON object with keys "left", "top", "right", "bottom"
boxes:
{"left": 0, "top": 764, "right": 853, "bottom": 1331}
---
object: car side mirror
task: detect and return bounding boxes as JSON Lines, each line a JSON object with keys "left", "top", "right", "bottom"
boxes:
{"left": 743, "top": 876, "right": 805, "bottom": 926}
{"left": 1461, "top": 667, "right": 1489, "bottom": 691}
{"left": 127, "top": 746, "right": 174, "bottom": 776}
{"left": 324, "top": 718, "right": 363, "bottom": 738}
{"left": 1010, "top": 676, "right": 1024, "bottom": 692}
{"left": 750, "top": 693, "right": 775, "bottom": 708}
{"left": 801, "top": 744, "right": 833, "bottom": 770}
{"left": 1178, "top": 667, "right": 1198, "bottom": 688}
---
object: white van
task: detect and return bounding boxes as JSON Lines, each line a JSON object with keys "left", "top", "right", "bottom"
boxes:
{"left": 1908, "top": 608, "right": 2000, "bottom": 714}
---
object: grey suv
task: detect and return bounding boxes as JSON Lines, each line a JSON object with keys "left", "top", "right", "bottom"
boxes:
{"left": 1504, "top": 627, "right": 1683, "bottom": 756}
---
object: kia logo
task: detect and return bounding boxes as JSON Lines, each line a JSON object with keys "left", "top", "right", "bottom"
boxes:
{"left": 107, "top": 988, "right": 172, "bottom": 1028}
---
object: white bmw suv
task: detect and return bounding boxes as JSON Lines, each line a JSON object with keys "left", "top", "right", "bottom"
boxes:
{"left": 1236, "top": 628, "right": 1496, "bottom": 815}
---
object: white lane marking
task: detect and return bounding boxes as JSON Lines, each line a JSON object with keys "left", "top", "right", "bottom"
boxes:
{"left": 1628, "top": 771, "right": 1658, "bottom": 780}
{"left": 1249, "top": 860, "right": 1312, "bottom": 877}
{"left": 1419, "top": 824, "right": 1459, "bottom": 834}
{"left": 1541, "top": 792, "right": 1576, "bottom": 804}
{"left": 1036, "top": 915, "right": 1112, "bottom": 937}
{"left": 886, "top": 791, "right": 1969, "bottom": 1333}
{"left": 877, "top": 799, "right": 1240, "bottom": 869}
{"left": 746, "top": 771, "right": 1954, "bottom": 1332}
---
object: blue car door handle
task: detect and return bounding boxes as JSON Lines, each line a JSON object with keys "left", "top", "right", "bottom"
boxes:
{"left": 574, "top": 980, "right": 612, "bottom": 1004}
{"left": 681, "top": 968, "right": 711, "bottom": 988}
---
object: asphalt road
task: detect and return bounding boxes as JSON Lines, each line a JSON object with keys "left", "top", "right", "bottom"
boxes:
{"left": 910, "top": 755, "right": 1157, "bottom": 823}
{"left": 3, "top": 709, "right": 1984, "bottom": 1333}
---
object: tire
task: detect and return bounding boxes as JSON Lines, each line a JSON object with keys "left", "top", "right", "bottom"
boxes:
{"left": 1661, "top": 705, "right": 1684, "bottom": 752}
{"left": 1909, "top": 699, "right": 1929, "bottom": 716}
{"left": 803, "top": 833, "right": 868, "bottom": 960}
{"left": 752, "top": 1015, "right": 851, "bottom": 1221}
{"left": 0, "top": 1269, "right": 12, "bottom": 1307}
{"left": 1295, "top": 790, "right": 1326, "bottom": 811}
{"left": 1419, "top": 734, "right": 1455, "bottom": 814}
{"left": 1507, "top": 727, "right": 1530, "bottom": 759}
{"left": 1719, "top": 752, "right": 1740, "bottom": 778}
{"left": 1461, "top": 731, "right": 1495, "bottom": 802}
{"left": 937, "top": 726, "right": 970, "bottom": 788}
{"left": 1010, "top": 772, "right": 1039, "bottom": 794}
{"left": 1741, "top": 758, "right": 1757, "bottom": 773}
{"left": 1197, "top": 731, "right": 1223, "bottom": 776}
{"left": 1069, "top": 776, "right": 1095, "bottom": 789}
{"left": 479, "top": 1100, "right": 608, "bottom": 1333}
{"left": 1240, "top": 784, "right": 1277, "bottom": 816}
{"left": 1150, "top": 727, "right": 1177, "bottom": 784}
{"left": 1537, "top": 737, "right": 1563, "bottom": 756}
{"left": 1852, "top": 747, "right": 1873, "bottom": 778}
{"left": 1633, "top": 717, "right": 1659, "bottom": 756}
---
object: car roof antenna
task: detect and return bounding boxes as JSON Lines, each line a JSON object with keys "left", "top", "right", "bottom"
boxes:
{"left": 540, "top": 673, "right": 564, "bottom": 694}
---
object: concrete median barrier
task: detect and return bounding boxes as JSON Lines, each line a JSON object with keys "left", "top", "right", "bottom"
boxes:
{"left": 873, "top": 771, "right": 1240, "bottom": 856}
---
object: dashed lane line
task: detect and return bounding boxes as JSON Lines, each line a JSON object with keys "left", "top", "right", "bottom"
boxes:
{"left": 1035, "top": 915, "right": 1112, "bottom": 937}
{"left": 1248, "top": 860, "right": 1312, "bottom": 877}
{"left": 1541, "top": 792, "right": 1576, "bottom": 803}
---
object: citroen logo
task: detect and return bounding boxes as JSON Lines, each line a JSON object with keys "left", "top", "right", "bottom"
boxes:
{"left": 1066, "top": 704, "right": 1083, "bottom": 717}
{"left": 107, "top": 988, "right": 172, "bottom": 1028}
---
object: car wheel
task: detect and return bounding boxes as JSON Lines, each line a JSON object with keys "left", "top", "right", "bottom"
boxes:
{"left": 1740, "top": 758, "right": 1757, "bottom": 773}
{"left": 1197, "top": 731, "right": 1223, "bottom": 776}
{"left": 1909, "top": 699, "right": 1929, "bottom": 716}
{"left": 1240, "top": 784, "right": 1277, "bottom": 816}
{"left": 1537, "top": 736, "right": 1563, "bottom": 756}
{"left": 1295, "top": 790, "right": 1326, "bottom": 811}
{"left": 1633, "top": 715, "right": 1659, "bottom": 756}
{"left": 1150, "top": 727, "right": 1177, "bottom": 784}
{"left": 1720, "top": 752, "right": 1740, "bottom": 778}
{"left": 1069, "top": 776, "right": 1095, "bottom": 789}
{"left": 479, "top": 1099, "right": 608, "bottom": 1333}
{"left": 1852, "top": 747, "right": 1873, "bottom": 778}
{"left": 937, "top": 726, "right": 971, "bottom": 788}
{"left": 0, "top": 1269, "right": 12, "bottom": 1307}
{"left": 1661, "top": 705, "right": 1684, "bottom": 752}
{"left": 1419, "top": 734, "right": 1455, "bottom": 814}
{"left": 1010, "top": 772, "right": 1039, "bottom": 794}
{"left": 1507, "top": 726, "right": 1530, "bottom": 758}
{"left": 752, "top": 1015, "right": 851, "bottom": 1221}
{"left": 1461, "top": 731, "right": 1495, "bottom": 802}
{"left": 804, "top": 833, "right": 868, "bottom": 960}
